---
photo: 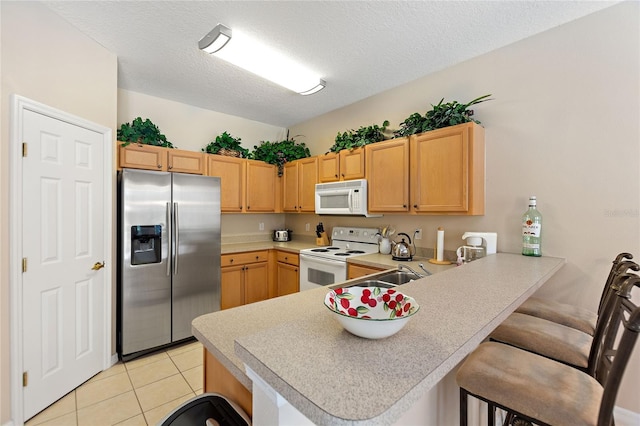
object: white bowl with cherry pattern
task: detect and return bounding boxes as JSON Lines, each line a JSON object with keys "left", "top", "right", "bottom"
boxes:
{"left": 324, "top": 286, "right": 419, "bottom": 339}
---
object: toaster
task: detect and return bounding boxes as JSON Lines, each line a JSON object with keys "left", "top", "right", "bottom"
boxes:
{"left": 273, "top": 229, "right": 292, "bottom": 242}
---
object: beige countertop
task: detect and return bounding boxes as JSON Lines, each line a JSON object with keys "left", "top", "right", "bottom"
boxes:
{"left": 192, "top": 253, "right": 566, "bottom": 425}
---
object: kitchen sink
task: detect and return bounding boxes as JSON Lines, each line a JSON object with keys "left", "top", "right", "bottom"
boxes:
{"left": 376, "top": 271, "right": 421, "bottom": 285}
{"left": 331, "top": 268, "right": 426, "bottom": 290}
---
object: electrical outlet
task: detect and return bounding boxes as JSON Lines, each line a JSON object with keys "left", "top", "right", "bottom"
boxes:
{"left": 259, "top": 222, "right": 264, "bottom": 231}
{"left": 414, "top": 228, "right": 423, "bottom": 240}
{"left": 305, "top": 223, "right": 310, "bottom": 231}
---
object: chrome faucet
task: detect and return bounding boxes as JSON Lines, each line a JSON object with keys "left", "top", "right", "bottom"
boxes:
{"left": 398, "top": 264, "right": 427, "bottom": 277}
{"left": 418, "top": 263, "right": 433, "bottom": 276}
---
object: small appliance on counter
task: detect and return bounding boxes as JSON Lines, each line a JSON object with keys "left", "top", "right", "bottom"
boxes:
{"left": 273, "top": 229, "right": 292, "bottom": 242}
{"left": 456, "top": 232, "right": 497, "bottom": 264}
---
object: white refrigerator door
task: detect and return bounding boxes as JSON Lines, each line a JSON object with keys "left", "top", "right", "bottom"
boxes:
{"left": 171, "top": 173, "right": 221, "bottom": 341}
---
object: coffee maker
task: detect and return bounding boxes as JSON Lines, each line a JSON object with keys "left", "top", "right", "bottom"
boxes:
{"left": 456, "top": 232, "right": 497, "bottom": 264}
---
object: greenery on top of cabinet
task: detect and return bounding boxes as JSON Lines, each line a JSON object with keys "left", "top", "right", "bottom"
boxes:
{"left": 118, "top": 117, "right": 175, "bottom": 148}
{"left": 329, "top": 120, "right": 390, "bottom": 152}
{"left": 203, "top": 131, "right": 250, "bottom": 158}
{"left": 394, "top": 94, "right": 492, "bottom": 138}
{"left": 251, "top": 137, "right": 311, "bottom": 176}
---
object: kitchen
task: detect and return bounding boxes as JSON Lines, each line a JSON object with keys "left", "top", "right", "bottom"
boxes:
{"left": 1, "top": 1, "right": 639, "bottom": 425}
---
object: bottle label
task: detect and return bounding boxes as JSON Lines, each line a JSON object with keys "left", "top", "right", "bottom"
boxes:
{"left": 522, "top": 220, "right": 541, "bottom": 237}
{"left": 523, "top": 242, "right": 540, "bottom": 249}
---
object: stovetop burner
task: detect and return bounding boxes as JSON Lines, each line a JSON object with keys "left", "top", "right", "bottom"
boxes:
{"left": 334, "top": 253, "right": 351, "bottom": 256}
{"left": 346, "top": 250, "right": 365, "bottom": 254}
{"left": 325, "top": 247, "right": 340, "bottom": 250}
{"left": 311, "top": 248, "right": 329, "bottom": 252}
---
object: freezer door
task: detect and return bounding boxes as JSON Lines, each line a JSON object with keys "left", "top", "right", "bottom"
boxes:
{"left": 171, "top": 173, "right": 221, "bottom": 341}
{"left": 120, "top": 169, "right": 172, "bottom": 355}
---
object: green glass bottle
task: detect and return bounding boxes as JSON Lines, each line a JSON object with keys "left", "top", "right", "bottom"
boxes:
{"left": 522, "top": 196, "right": 542, "bottom": 256}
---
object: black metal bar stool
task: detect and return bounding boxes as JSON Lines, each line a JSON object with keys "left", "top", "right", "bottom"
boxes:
{"left": 515, "top": 253, "right": 636, "bottom": 335}
{"left": 456, "top": 274, "right": 640, "bottom": 426}
{"left": 489, "top": 257, "right": 638, "bottom": 371}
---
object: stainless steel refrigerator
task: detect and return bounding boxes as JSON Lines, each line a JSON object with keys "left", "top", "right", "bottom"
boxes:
{"left": 118, "top": 168, "right": 221, "bottom": 360}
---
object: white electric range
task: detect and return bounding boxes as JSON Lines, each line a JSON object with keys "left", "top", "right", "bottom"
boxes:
{"left": 299, "top": 226, "right": 380, "bottom": 291}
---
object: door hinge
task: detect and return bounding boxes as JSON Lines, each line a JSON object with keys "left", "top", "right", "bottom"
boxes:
{"left": 22, "top": 142, "right": 28, "bottom": 157}
{"left": 22, "top": 258, "right": 27, "bottom": 273}
{"left": 23, "top": 371, "right": 28, "bottom": 387}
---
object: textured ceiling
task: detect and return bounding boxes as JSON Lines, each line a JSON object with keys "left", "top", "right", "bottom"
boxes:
{"left": 43, "top": 1, "right": 617, "bottom": 128}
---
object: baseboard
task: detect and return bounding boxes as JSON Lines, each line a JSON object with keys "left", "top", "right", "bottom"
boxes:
{"left": 614, "top": 406, "right": 640, "bottom": 426}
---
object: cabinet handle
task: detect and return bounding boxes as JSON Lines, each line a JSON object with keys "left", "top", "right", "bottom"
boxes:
{"left": 284, "top": 256, "right": 288, "bottom": 260}
{"left": 255, "top": 255, "right": 259, "bottom": 260}
{"left": 229, "top": 258, "right": 234, "bottom": 263}
{"left": 295, "top": 268, "right": 298, "bottom": 272}
{"left": 335, "top": 174, "right": 338, "bottom": 178}
{"left": 247, "top": 206, "right": 250, "bottom": 210}
{"left": 157, "top": 164, "right": 162, "bottom": 169}
{"left": 168, "top": 165, "right": 173, "bottom": 169}
{"left": 403, "top": 204, "right": 407, "bottom": 208}
{"left": 413, "top": 204, "right": 418, "bottom": 209}
{"left": 341, "top": 173, "right": 345, "bottom": 177}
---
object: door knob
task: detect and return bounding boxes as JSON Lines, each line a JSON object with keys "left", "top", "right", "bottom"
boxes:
{"left": 91, "top": 261, "right": 105, "bottom": 271}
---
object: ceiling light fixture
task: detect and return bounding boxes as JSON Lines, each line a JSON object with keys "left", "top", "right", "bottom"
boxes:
{"left": 198, "top": 24, "right": 326, "bottom": 95}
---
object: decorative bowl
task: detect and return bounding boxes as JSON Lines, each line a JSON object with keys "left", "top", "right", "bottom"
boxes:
{"left": 324, "top": 286, "right": 419, "bottom": 339}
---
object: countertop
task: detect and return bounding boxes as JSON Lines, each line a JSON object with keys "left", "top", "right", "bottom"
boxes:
{"left": 192, "top": 253, "right": 566, "bottom": 425}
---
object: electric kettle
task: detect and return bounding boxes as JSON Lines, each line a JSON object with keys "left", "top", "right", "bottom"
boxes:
{"left": 391, "top": 233, "right": 416, "bottom": 261}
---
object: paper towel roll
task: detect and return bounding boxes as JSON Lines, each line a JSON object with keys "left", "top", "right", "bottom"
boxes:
{"left": 436, "top": 227, "right": 444, "bottom": 261}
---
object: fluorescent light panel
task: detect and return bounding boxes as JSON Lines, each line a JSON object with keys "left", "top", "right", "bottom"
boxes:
{"left": 199, "top": 24, "right": 325, "bottom": 95}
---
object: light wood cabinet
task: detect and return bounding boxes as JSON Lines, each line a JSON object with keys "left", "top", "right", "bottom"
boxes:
{"left": 318, "top": 148, "right": 365, "bottom": 182}
{"left": 206, "top": 155, "right": 245, "bottom": 212}
{"left": 118, "top": 143, "right": 205, "bottom": 174}
{"left": 220, "top": 251, "right": 269, "bottom": 310}
{"left": 275, "top": 251, "right": 299, "bottom": 296}
{"left": 347, "top": 263, "right": 386, "bottom": 280}
{"left": 282, "top": 157, "right": 317, "bottom": 212}
{"left": 206, "top": 156, "right": 277, "bottom": 213}
{"left": 365, "top": 138, "right": 410, "bottom": 212}
{"left": 246, "top": 160, "right": 277, "bottom": 212}
{"left": 409, "top": 122, "right": 485, "bottom": 215}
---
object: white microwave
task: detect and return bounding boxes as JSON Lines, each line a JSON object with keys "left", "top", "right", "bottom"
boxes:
{"left": 315, "top": 179, "right": 381, "bottom": 217}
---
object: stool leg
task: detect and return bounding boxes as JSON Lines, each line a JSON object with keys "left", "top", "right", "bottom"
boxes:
{"left": 488, "top": 401, "right": 495, "bottom": 425}
{"left": 460, "top": 388, "right": 468, "bottom": 426}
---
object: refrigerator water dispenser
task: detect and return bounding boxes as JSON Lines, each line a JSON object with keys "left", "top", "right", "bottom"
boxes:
{"left": 131, "top": 225, "right": 162, "bottom": 265}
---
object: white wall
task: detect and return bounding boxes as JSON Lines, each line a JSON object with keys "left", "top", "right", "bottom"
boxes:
{"left": 288, "top": 2, "right": 640, "bottom": 412}
{"left": 0, "top": 2, "right": 118, "bottom": 422}
{"left": 118, "top": 89, "right": 287, "bottom": 154}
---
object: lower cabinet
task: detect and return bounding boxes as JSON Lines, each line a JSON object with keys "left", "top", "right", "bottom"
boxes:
{"left": 347, "top": 263, "right": 386, "bottom": 280}
{"left": 220, "top": 251, "right": 269, "bottom": 310}
{"left": 275, "top": 251, "right": 299, "bottom": 296}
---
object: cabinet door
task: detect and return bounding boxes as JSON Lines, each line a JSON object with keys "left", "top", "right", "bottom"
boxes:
{"left": 318, "top": 153, "right": 339, "bottom": 182}
{"left": 282, "top": 162, "right": 299, "bottom": 212}
{"left": 246, "top": 161, "right": 276, "bottom": 212}
{"left": 168, "top": 149, "right": 205, "bottom": 174}
{"left": 207, "top": 155, "right": 245, "bottom": 212}
{"left": 221, "top": 265, "right": 245, "bottom": 310}
{"left": 410, "top": 123, "right": 484, "bottom": 214}
{"left": 118, "top": 143, "right": 166, "bottom": 171}
{"left": 298, "top": 157, "right": 318, "bottom": 212}
{"left": 347, "top": 264, "right": 386, "bottom": 280}
{"left": 366, "top": 138, "right": 409, "bottom": 212}
{"left": 244, "top": 262, "right": 269, "bottom": 304}
{"left": 276, "top": 262, "right": 299, "bottom": 296}
{"left": 340, "top": 148, "right": 365, "bottom": 180}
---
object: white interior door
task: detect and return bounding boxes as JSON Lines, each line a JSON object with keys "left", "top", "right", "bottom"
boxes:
{"left": 21, "top": 109, "right": 106, "bottom": 419}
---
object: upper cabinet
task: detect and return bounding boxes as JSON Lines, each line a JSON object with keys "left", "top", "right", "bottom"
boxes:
{"left": 409, "top": 122, "right": 485, "bottom": 215}
{"left": 118, "top": 143, "right": 205, "bottom": 174}
{"left": 282, "top": 157, "right": 318, "bottom": 213}
{"left": 366, "top": 138, "right": 410, "bottom": 213}
{"left": 318, "top": 148, "right": 365, "bottom": 183}
{"left": 207, "top": 155, "right": 277, "bottom": 213}
{"left": 206, "top": 155, "right": 245, "bottom": 213}
{"left": 245, "top": 160, "right": 277, "bottom": 212}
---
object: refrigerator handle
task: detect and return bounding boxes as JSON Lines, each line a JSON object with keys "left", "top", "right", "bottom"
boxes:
{"left": 174, "top": 202, "right": 179, "bottom": 275}
{"left": 166, "top": 202, "right": 171, "bottom": 277}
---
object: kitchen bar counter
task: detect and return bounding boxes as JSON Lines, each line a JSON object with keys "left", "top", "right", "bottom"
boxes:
{"left": 193, "top": 253, "right": 565, "bottom": 425}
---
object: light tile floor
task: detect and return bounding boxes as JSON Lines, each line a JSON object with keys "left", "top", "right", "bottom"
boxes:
{"left": 25, "top": 340, "right": 204, "bottom": 426}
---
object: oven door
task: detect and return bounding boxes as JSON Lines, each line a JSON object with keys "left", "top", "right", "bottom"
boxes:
{"left": 299, "top": 253, "right": 347, "bottom": 291}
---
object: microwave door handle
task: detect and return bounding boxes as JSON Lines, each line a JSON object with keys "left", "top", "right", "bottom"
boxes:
{"left": 348, "top": 191, "right": 354, "bottom": 213}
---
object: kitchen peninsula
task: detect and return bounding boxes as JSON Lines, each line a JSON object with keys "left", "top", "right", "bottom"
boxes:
{"left": 192, "top": 253, "right": 565, "bottom": 425}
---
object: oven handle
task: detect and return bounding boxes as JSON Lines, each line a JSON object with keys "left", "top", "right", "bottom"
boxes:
{"left": 300, "top": 253, "right": 347, "bottom": 267}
